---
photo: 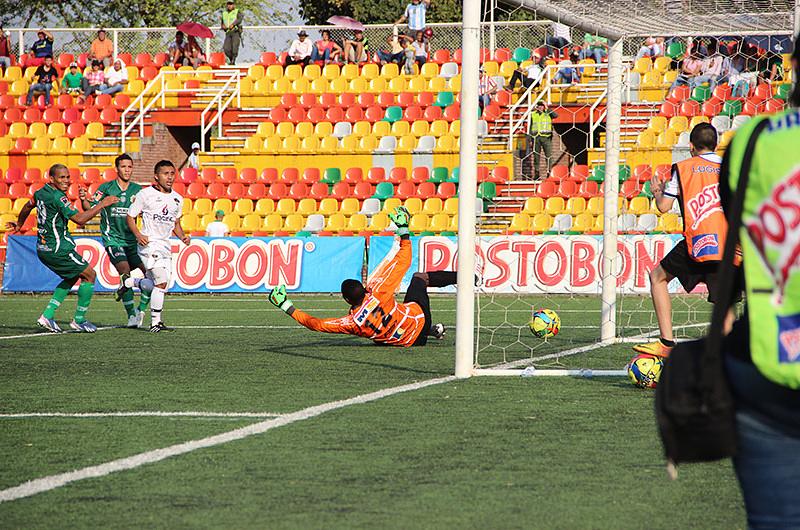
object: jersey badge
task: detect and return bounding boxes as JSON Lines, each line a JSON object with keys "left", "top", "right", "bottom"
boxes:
{"left": 353, "top": 296, "right": 379, "bottom": 326}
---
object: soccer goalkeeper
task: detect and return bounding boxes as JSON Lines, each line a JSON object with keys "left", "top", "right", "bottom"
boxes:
{"left": 268, "top": 206, "right": 456, "bottom": 347}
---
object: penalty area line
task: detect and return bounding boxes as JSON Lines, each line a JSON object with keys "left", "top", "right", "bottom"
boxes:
{"left": 0, "top": 375, "right": 455, "bottom": 503}
{"left": 0, "top": 411, "right": 284, "bottom": 419}
{"left": 0, "top": 326, "right": 119, "bottom": 341}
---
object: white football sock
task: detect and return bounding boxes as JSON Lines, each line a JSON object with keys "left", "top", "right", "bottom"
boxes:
{"left": 150, "top": 287, "right": 165, "bottom": 325}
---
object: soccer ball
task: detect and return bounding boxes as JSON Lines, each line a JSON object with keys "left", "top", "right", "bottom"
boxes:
{"left": 626, "top": 354, "right": 664, "bottom": 389}
{"left": 529, "top": 309, "right": 560, "bottom": 338}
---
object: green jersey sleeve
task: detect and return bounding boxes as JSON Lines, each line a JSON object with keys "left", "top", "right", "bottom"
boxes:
{"left": 56, "top": 193, "right": 78, "bottom": 220}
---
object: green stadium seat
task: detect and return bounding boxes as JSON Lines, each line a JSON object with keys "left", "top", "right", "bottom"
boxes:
{"left": 588, "top": 165, "right": 605, "bottom": 182}
{"left": 639, "top": 181, "right": 653, "bottom": 198}
{"left": 321, "top": 168, "right": 341, "bottom": 185}
{"left": 776, "top": 83, "right": 792, "bottom": 101}
{"left": 618, "top": 164, "right": 631, "bottom": 182}
{"left": 477, "top": 182, "right": 496, "bottom": 200}
{"left": 512, "top": 47, "right": 531, "bottom": 63}
{"left": 447, "top": 167, "right": 459, "bottom": 183}
{"left": 384, "top": 106, "right": 403, "bottom": 123}
{"left": 721, "top": 99, "right": 742, "bottom": 118}
{"left": 666, "top": 41, "right": 685, "bottom": 59}
{"left": 434, "top": 92, "right": 455, "bottom": 107}
{"left": 690, "top": 86, "right": 711, "bottom": 103}
{"left": 429, "top": 167, "right": 449, "bottom": 184}
{"left": 374, "top": 182, "right": 394, "bottom": 200}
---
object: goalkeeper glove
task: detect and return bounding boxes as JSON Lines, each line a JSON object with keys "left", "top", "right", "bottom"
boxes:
{"left": 389, "top": 206, "right": 411, "bottom": 236}
{"left": 268, "top": 284, "right": 294, "bottom": 314}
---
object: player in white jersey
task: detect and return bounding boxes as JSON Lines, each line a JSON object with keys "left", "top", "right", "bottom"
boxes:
{"left": 125, "top": 160, "right": 189, "bottom": 332}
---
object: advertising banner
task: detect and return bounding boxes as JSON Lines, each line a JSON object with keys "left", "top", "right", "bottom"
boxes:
{"left": 3, "top": 236, "right": 366, "bottom": 293}
{"left": 367, "top": 235, "right": 685, "bottom": 294}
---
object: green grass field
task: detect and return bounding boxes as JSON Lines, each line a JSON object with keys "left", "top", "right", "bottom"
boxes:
{"left": 0, "top": 293, "right": 743, "bottom": 529}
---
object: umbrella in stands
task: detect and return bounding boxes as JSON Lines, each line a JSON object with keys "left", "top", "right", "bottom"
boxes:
{"left": 326, "top": 16, "right": 365, "bottom": 31}
{"left": 176, "top": 21, "right": 215, "bottom": 39}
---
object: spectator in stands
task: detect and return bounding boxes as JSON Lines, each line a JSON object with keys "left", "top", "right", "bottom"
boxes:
{"left": 545, "top": 22, "right": 570, "bottom": 57}
{"left": 508, "top": 54, "right": 545, "bottom": 92}
{"left": 377, "top": 26, "right": 408, "bottom": 67}
{"left": 28, "top": 29, "right": 54, "bottom": 67}
{"left": 221, "top": 0, "right": 243, "bottom": 65}
{"left": 579, "top": 33, "right": 608, "bottom": 63}
{"left": 636, "top": 36, "right": 664, "bottom": 60}
{"left": 758, "top": 49, "right": 784, "bottom": 84}
{"left": 286, "top": 30, "right": 313, "bottom": 66}
{"left": 78, "top": 60, "right": 105, "bottom": 103}
{"left": 167, "top": 31, "right": 188, "bottom": 67}
{"left": 670, "top": 50, "right": 703, "bottom": 90}
{"left": 99, "top": 58, "right": 128, "bottom": 95}
{"left": 395, "top": 0, "right": 431, "bottom": 36}
{"left": 180, "top": 142, "right": 201, "bottom": 171}
{"left": 524, "top": 102, "right": 558, "bottom": 180}
{"left": 311, "top": 30, "right": 342, "bottom": 64}
{"left": 26, "top": 55, "right": 58, "bottom": 106}
{"left": 478, "top": 66, "right": 498, "bottom": 111}
{"left": 554, "top": 58, "right": 580, "bottom": 85}
{"left": 343, "top": 30, "right": 369, "bottom": 64}
{"left": 0, "top": 27, "right": 12, "bottom": 74}
{"left": 89, "top": 29, "right": 114, "bottom": 68}
{"left": 409, "top": 30, "right": 428, "bottom": 68}
{"left": 186, "top": 35, "right": 206, "bottom": 68}
{"left": 60, "top": 62, "right": 84, "bottom": 95}
{"left": 689, "top": 40, "right": 728, "bottom": 91}
{"left": 205, "top": 210, "right": 230, "bottom": 238}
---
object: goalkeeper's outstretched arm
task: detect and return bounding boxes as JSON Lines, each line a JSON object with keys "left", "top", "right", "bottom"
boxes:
{"left": 268, "top": 284, "right": 358, "bottom": 335}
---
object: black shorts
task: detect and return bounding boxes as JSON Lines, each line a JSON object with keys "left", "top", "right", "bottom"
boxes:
{"left": 403, "top": 276, "right": 432, "bottom": 346}
{"left": 660, "top": 238, "right": 730, "bottom": 302}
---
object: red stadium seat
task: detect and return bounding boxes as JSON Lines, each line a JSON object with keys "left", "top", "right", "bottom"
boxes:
{"left": 134, "top": 53, "right": 153, "bottom": 68}
{"left": 0, "top": 94, "right": 15, "bottom": 110}
{"left": 289, "top": 182, "right": 308, "bottom": 199}
{"left": 494, "top": 90, "right": 512, "bottom": 107}
{"left": 491, "top": 167, "right": 509, "bottom": 183}
{"left": 8, "top": 182, "right": 29, "bottom": 198}
{"left": 82, "top": 168, "right": 101, "bottom": 184}
{"left": 654, "top": 164, "right": 671, "bottom": 182}
{"left": 219, "top": 168, "right": 238, "bottom": 184}
{"left": 404, "top": 105, "right": 423, "bottom": 121}
{"left": 287, "top": 106, "right": 305, "bottom": 124}
{"left": 209, "top": 52, "right": 226, "bottom": 68}
{"left": 55, "top": 94, "right": 73, "bottom": 110}
{"left": 325, "top": 106, "right": 344, "bottom": 122}
{"left": 269, "top": 107, "right": 287, "bottom": 122}
{"left": 536, "top": 180, "right": 558, "bottom": 198}
{"left": 306, "top": 106, "right": 325, "bottom": 123}
{"left": 206, "top": 182, "right": 225, "bottom": 198}
{"left": 353, "top": 181, "right": 374, "bottom": 199}
{"left": 259, "top": 168, "right": 278, "bottom": 184}
{"left": 153, "top": 53, "right": 169, "bottom": 67}
{"left": 239, "top": 167, "right": 257, "bottom": 184}
{"left": 319, "top": 93, "right": 337, "bottom": 107}
{"left": 186, "top": 182, "right": 205, "bottom": 199}
{"left": 299, "top": 93, "right": 316, "bottom": 108}
{"left": 621, "top": 180, "right": 640, "bottom": 199}
{"left": 377, "top": 92, "right": 395, "bottom": 107}
{"left": 5, "top": 168, "right": 23, "bottom": 184}
{"left": 358, "top": 93, "right": 375, "bottom": 107}
{"left": 113, "top": 94, "right": 130, "bottom": 110}
{"left": 423, "top": 105, "right": 443, "bottom": 121}
{"left": 23, "top": 168, "right": 42, "bottom": 185}
{"left": 311, "top": 181, "right": 331, "bottom": 199}
{"left": 199, "top": 168, "right": 217, "bottom": 184}
{"left": 3, "top": 107, "right": 22, "bottom": 123}
{"left": 557, "top": 180, "right": 578, "bottom": 197}
{"left": 549, "top": 165, "right": 569, "bottom": 180}
{"left": 260, "top": 52, "right": 277, "bottom": 66}
{"left": 476, "top": 166, "right": 490, "bottom": 182}
{"left": 432, "top": 49, "right": 451, "bottom": 65}
{"left": 578, "top": 180, "right": 600, "bottom": 198}
{"left": 389, "top": 167, "right": 407, "bottom": 183}
{"left": 452, "top": 49, "right": 463, "bottom": 63}
{"left": 339, "top": 93, "right": 356, "bottom": 107}
{"left": 481, "top": 104, "right": 502, "bottom": 121}
{"left": 701, "top": 98, "right": 723, "bottom": 117}
{"left": 752, "top": 83, "right": 772, "bottom": 102}
{"left": 140, "top": 66, "right": 159, "bottom": 82}
{"left": 443, "top": 104, "right": 460, "bottom": 121}
{"left": 666, "top": 86, "right": 690, "bottom": 104}
{"left": 117, "top": 53, "right": 132, "bottom": 65}
{"left": 280, "top": 168, "right": 299, "bottom": 184}
{"left": 99, "top": 107, "right": 119, "bottom": 124}
{"left": 395, "top": 181, "right": 416, "bottom": 200}
{"left": 437, "top": 182, "right": 456, "bottom": 198}
{"left": 416, "top": 181, "right": 436, "bottom": 198}
{"left": 247, "top": 182, "right": 267, "bottom": 199}
{"left": 57, "top": 53, "right": 74, "bottom": 69}
{"left": 764, "top": 98, "right": 785, "bottom": 113}
{"left": 344, "top": 168, "right": 363, "bottom": 183}
{"left": 411, "top": 167, "right": 429, "bottom": 183}
{"left": 633, "top": 165, "right": 652, "bottom": 183}
{"left": 102, "top": 169, "right": 117, "bottom": 182}
{"left": 66, "top": 120, "right": 85, "bottom": 138}
{"left": 268, "top": 182, "right": 288, "bottom": 199}
{"left": 345, "top": 106, "right": 364, "bottom": 122}
{"left": 367, "top": 167, "right": 386, "bottom": 184}
{"left": 397, "top": 92, "right": 415, "bottom": 108}
{"left": 10, "top": 137, "right": 31, "bottom": 154}
{"left": 365, "top": 105, "right": 383, "bottom": 123}
{"left": 330, "top": 182, "right": 350, "bottom": 200}
{"left": 179, "top": 168, "right": 198, "bottom": 184}
{"left": 678, "top": 100, "right": 700, "bottom": 117}
{"left": 81, "top": 108, "right": 100, "bottom": 124}
{"left": 42, "top": 107, "right": 60, "bottom": 124}
{"left": 226, "top": 183, "right": 245, "bottom": 199}
{"left": 417, "top": 92, "right": 435, "bottom": 107}
{"left": 172, "top": 182, "right": 186, "bottom": 196}
{"left": 301, "top": 168, "right": 320, "bottom": 184}
{"left": 23, "top": 107, "right": 41, "bottom": 124}
{"left": 658, "top": 101, "right": 677, "bottom": 118}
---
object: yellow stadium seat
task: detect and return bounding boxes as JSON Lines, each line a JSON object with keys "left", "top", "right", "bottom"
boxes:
{"left": 291, "top": 78, "right": 309, "bottom": 94}
{"left": 429, "top": 213, "right": 449, "bottom": 233}
{"left": 319, "top": 136, "right": 339, "bottom": 153}
{"left": 409, "top": 214, "right": 429, "bottom": 233}
{"left": 383, "top": 197, "right": 402, "bottom": 213}
{"left": 125, "top": 79, "right": 144, "bottom": 96}
{"left": 47, "top": 122, "right": 66, "bottom": 139}
{"left": 361, "top": 63, "right": 379, "bottom": 80}
{"left": 297, "top": 198, "right": 317, "bottom": 215}
{"left": 428, "top": 76, "right": 447, "bottom": 92}
{"left": 341, "top": 63, "right": 359, "bottom": 80}
{"left": 391, "top": 120, "right": 410, "bottom": 136}
{"left": 637, "top": 130, "right": 655, "bottom": 148}
{"left": 367, "top": 212, "right": 390, "bottom": 232}
{"left": 181, "top": 213, "right": 199, "bottom": 232}
{"left": 234, "top": 198, "right": 254, "bottom": 215}
{"left": 420, "top": 62, "right": 439, "bottom": 79}
{"left": 668, "top": 116, "right": 689, "bottom": 134}
{"left": 243, "top": 136, "right": 263, "bottom": 153}
{"left": 380, "top": 63, "right": 399, "bottom": 78}
{"left": 340, "top": 198, "right": 360, "bottom": 215}
{"left": 359, "top": 135, "right": 378, "bottom": 153}
{"left": 449, "top": 120, "right": 461, "bottom": 137}
{"left": 263, "top": 214, "right": 283, "bottom": 233}
{"left": 508, "top": 213, "right": 530, "bottom": 233}
{"left": 648, "top": 116, "right": 667, "bottom": 133}
{"left": 443, "top": 197, "right": 459, "bottom": 215}
{"left": 318, "top": 197, "right": 338, "bottom": 216}
{"left": 283, "top": 213, "right": 305, "bottom": 232}
{"left": 29, "top": 136, "right": 50, "bottom": 154}
{"left": 404, "top": 197, "right": 423, "bottom": 214}
{"left": 241, "top": 213, "right": 261, "bottom": 233}
{"left": 628, "top": 196, "right": 651, "bottom": 215}
{"left": 587, "top": 197, "right": 603, "bottom": 216}
{"left": 429, "top": 120, "right": 448, "bottom": 137}
{"left": 481, "top": 61, "right": 499, "bottom": 76}
{"left": 634, "top": 57, "right": 652, "bottom": 74}
{"left": 423, "top": 197, "right": 443, "bottom": 214}
{"left": 276, "top": 198, "right": 296, "bottom": 215}
{"left": 86, "top": 122, "right": 104, "bottom": 139}
{"left": 182, "top": 200, "right": 193, "bottom": 216}
{"left": 247, "top": 64, "right": 265, "bottom": 80}
{"left": 352, "top": 121, "right": 371, "bottom": 137}
{"left": 295, "top": 121, "right": 314, "bottom": 138}
{"left": 0, "top": 198, "right": 13, "bottom": 214}
{"left": 532, "top": 213, "right": 552, "bottom": 232}
{"left": 284, "top": 64, "right": 302, "bottom": 81}
{"left": 663, "top": 70, "right": 678, "bottom": 84}
{"left": 8, "top": 79, "right": 27, "bottom": 96}
{"left": 213, "top": 198, "right": 233, "bottom": 214}
{"left": 193, "top": 197, "right": 213, "bottom": 216}
{"left": 24, "top": 66, "right": 37, "bottom": 81}
{"left": 270, "top": 77, "right": 290, "bottom": 95}
{"left": 325, "top": 213, "right": 347, "bottom": 232}
{"left": 347, "top": 213, "right": 368, "bottom": 232}
{"left": 660, "top": 212, "right": 682, "bottom": 233}
{"left": 656, "top": 130, "right": 677, "bottom": 147}
{"left": 372, "top": 120, "right": 391, "bottom": 137}
{"left": 320, "top": 63, "right": 339, "bottom": 80}
{"left": 566, "top": 197, "right": 586, "bottom": 215}
{"left": 388, "top": 77, "right": 406, "bottom": 92}
{"left": 689, "top": 115, "right": 710, "bottom": 129}
{"left": 329, "top": 77, "right": 347, "bottom": 93}
{"left": 51, "top": 136, "right": 70, "bottom": 154}
{"left": 544, "top": 197, "right": 565, "bottom": 215}
{"left": 303, "top": 63, "right": 321, "bottom": 80}
{"left": 8, "top": 122, "right": 27, "bottom": 138}
{"left": 572, "top": 212, "right": 594, "bottom": 232}
{"left": 265, "top": 64, "right": 283, "bottom": 81}
{"left": 411, "top": 120, "right": 429, "bottom": 137}
{"left": 222, "top": 213, "right": 240, "bottom": 230}
{"left": 434, "top": 135, "right": 457, "bottom": 153}
{"left": 255, "top": 199, "right": 275, "bottom": 215}
{"left": 309, "top": 77, "right": 328, "bottom": 94}
{"left": 28, "top": 122, "right": 47, "bottom": 138}
{"left": 315, "top": 122, "right": 333, "bottom": 137}
{"left": 275, "top": 121, "right": 294, "bottom": 138}
{"left": 368, "top": 77, "right": 387, "bottom": 94}
{"left": 70, "top": 136, "right": 90, "bottom": 154}
{"left": 240, "top": 77, "right": 257, "bottom": 96}
{"left": 339, "top": 135, "right": 358, "bottom": 153}
{"left": 397, "top": 135, "right": 416, "bottom": 153}
{"left": 3, "top": 66, "right": 22, "bottom": 81}
{"left": 653, "top": 56, "right": 672, "bottom": 73}
{"left": 407, "top": 76, "right": 426, "bottom": 93}
{"left": 348, "top": 77, "right": 367, "bottom": 93}
{"left": 281, "top": 136, "right": 301, "bottom": 154}
{"left": 264, "top": 136, "right": 281, "bottom": 152}
{"left": 592, "top": 214, "right": 604, "bottom": 232}
{"left": 12, "top": 198, "right": 29, "bottom": 214}
{"left": 0, "top": 136, "right": 12, "bottom": 153}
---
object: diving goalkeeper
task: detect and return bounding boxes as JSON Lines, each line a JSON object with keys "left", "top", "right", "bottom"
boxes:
{"left": 268, "top": 206, "right": 456, "bottom": 347}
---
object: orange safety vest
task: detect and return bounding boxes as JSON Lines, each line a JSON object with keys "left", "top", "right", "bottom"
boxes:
{"left": 673, "top": 154, "right": 727, "bottom": 262}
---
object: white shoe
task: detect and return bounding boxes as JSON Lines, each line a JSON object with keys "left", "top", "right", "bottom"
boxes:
{"left": 37, "top": 315, "right": 62, "bottom": 333}
{"left": 70, "top": 320, "right": 97, "bottom": 333}
{"left": 127, "top": 310, "right": 143, "bottom": 328}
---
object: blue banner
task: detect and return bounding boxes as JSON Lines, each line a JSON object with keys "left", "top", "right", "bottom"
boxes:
{"left": 3, "top": 236, "right": 366, "bottom": 293}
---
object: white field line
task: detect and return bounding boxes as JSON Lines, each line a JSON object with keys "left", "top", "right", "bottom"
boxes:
{"left": 0, "top": 375, "right": 455, "bottom": 503}
{"left": 0, "top": 411, "right": 283, "bottom": 419}
{"left": 0, "top": 327, "right": 119, "bottom": 341}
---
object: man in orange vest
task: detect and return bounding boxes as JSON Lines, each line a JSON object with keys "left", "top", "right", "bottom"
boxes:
{"left": 634, "top": 123, "right": 736, "bottom": 358}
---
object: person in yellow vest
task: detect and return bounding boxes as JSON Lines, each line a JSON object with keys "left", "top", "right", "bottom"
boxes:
{"left": 221, "top": 0, "right": 243, "bottom": 65}
{"left": 717, "top": 37, "right": 800, "bottom": 527}
{"left": 524, "top": 102, "right": 558, "bottom": 180}
{"left": 635, "top": 123, "right": 736, "bottom": 358}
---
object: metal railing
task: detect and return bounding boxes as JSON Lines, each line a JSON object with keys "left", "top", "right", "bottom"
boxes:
{"left": 200, "top": 71, "right": 241, "bottom": 152}
{"left": 120, "top": 71, "right": 166, "bottom": 152}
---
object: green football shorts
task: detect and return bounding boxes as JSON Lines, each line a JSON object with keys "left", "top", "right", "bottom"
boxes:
{"left": 38, "top": 248, "right": 90, "bottom": 280}
{"left": 105, "top": 245, "right": 144, "bottom": 269}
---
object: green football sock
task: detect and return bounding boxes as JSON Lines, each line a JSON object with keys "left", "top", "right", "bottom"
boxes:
{"left": 42, "top": 280, "right": 74, "bottom": 319}
{"left": 138, "top": 289, "right": 151, "bottom": 312}
{"left": 73, "top": 281, "right": 95, "bottom": 323}
{"left": 122, "top": 288, "right": 136, "bottom": 317}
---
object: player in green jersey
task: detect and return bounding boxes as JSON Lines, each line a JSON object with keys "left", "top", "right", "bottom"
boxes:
{"left": 7, "top": 164, "right": 119, "bottom": 332}
{"left": 80, "top": 154, "right": 150, "bottom": 328}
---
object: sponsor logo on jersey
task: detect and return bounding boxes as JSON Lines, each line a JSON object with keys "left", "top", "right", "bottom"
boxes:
{"left": 60, "top": 196, "right": 70, "bottom": 206}
{"left": 162, "top": 204, "right": 169, "bottom": 215}
{"left": 92, "top": 190, "right": 104, "bottom": 202}
{"left": 691, "top": 234, "right": 719, "bottom": 258}
{"left": 391, "top": 327, "right": 404, "bottom": 340}
{"left": 778, "top": 313, "right": 800, "bottom": 363}
{"left": 687, "top": 182, "right": 722, "bottom": 230}
{"left": 353, "top": 296, "right": 379, "bottom": 326}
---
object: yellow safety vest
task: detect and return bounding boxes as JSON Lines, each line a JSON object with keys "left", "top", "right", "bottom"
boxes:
{"left": 222, "top": 9, "right": 240, "bottom": 31}
{"left": 530, "top": 112, "right": 553, "bottom": 136}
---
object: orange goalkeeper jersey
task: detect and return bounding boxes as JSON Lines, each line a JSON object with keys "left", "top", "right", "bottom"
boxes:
{"left": 290, "top": 238, "right": 426, "bottom": 347}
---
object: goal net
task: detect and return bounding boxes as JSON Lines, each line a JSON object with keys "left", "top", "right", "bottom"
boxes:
{"left": 460, "top": 0, "right": 796, "bottom": 376}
